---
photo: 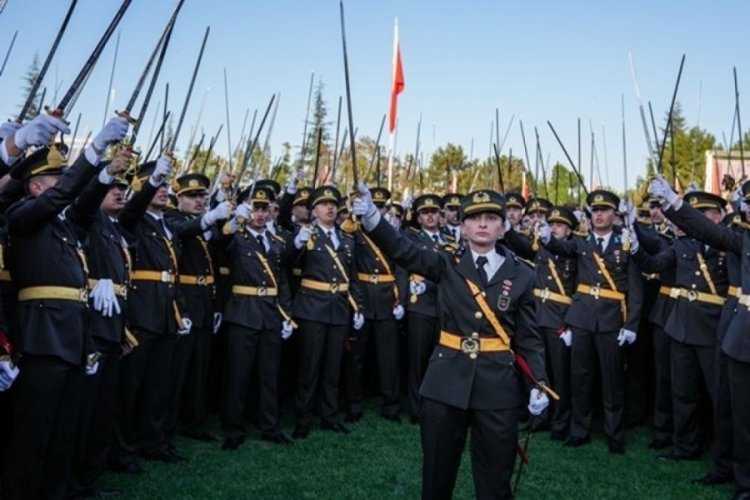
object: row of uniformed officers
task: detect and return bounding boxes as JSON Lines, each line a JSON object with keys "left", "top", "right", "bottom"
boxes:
{"left": 0, "top": 113, "right": 748, "bottom": 499}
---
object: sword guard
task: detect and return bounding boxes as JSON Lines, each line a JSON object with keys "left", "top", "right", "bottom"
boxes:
{"left": 44, "top": 106, "right": 69, "bottom": 125}
{"left": 115, "top": 110, "right": 137, "bottom": 125}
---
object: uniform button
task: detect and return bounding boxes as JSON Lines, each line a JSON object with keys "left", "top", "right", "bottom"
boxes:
{"left": 597, "top": 270, "right": 602, "bottom": 275}
{"left": 474, "top": 311, "right": 483, "bottom": 319}
{"left": 695, "top": 271, "right": 701, "bottom": 276}
{"left": 691, "top": 284, "right": 696, "bottom": 289}
{"left": 471, "top": 332, "right": 479, "bottom": 339}
{"left": 469, "top": 353, "right": 478, "bottom": 360}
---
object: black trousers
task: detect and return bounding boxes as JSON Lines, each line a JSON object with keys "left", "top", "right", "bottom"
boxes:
{"left": 407, "top": 313, "right": 439, "bottom": 420}
{"left": 729, "top": 357, "right": 750, "bottom": 489}
{"left": 221, "top": 323, "right": 281, "bottom": 437}
{"left": 542, "top": 327, "right": 571, "bottom": 435}
{"left": 116, "top": 330, "right": 176, "bottom": 456}
{"left": 294, "top": 320, "right": 347, "bottom": 427}
{"left": 166, "top": 327, "right": 212, "bottom": 435}
{"left": 670, "top": 340, "right": 714, "bottom": 456}
{"left": 569, "top": 328, "right": 625, "bottom": 445}
{"left": 710, "top": 349, "right": 733, "bottom": 478}
{"left": 3, "top": 356, "right": 84, "bottom": 500}
{"left": 420, "top": 398, "right": 518, "bottom": 500}
{"left": 69, "top": 342, "right": 121, "bottom": 496}
{"left": 652, "top": 325, "right": 673, "bottom": 443}
{"left": 345, "top": 317, "right": 400, "bottom": 417}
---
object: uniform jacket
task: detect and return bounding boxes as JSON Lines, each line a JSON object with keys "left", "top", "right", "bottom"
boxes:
{"left": 545, "top": 226, "right": 643, "bottom": 333}
{"left": 354, "top": 227, "right": 401, "bottom": 320}
{"left": 399, "top": 228, "right": 449, "bottom": 319}
{"left": 222, "top": 226, "right": 291, "bottom": 331}
{"left": 504, "top": 228, "right": 577, "bottom": 330}
{"left": 284, "top": 223, "right": 363, "bottom": 326}
{"left": 633, "top": 235, "right": 728, "bottom": 346}
{"left": 367, "top": 217, "right": 546, "bottom": 411}
{"left": 6, "top": 155, "right": 100, "bottom": 365}
{"left": 666, "top": 203, "right": 750, "bottom": 363}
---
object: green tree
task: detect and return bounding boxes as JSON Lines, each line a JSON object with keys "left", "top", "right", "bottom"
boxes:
{"left": 18, "top": 53, "right": 42, "bottom": 119}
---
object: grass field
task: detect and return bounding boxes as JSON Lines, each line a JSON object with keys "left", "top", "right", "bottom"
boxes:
{"left": 103, "top": 405, "right": 736, "bottom": 499}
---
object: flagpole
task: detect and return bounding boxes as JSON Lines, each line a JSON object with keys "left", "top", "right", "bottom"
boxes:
{"left": 387, "top": 17, "right": 398, "bottom": 193}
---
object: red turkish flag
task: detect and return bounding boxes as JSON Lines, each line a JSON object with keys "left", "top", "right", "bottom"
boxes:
{"left": 389, "top": 20, "right": 405, "bottom": 134}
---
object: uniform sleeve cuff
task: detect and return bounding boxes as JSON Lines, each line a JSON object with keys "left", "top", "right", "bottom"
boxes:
{"left": 84, "top": 145, "right": 102, "bottom": 166}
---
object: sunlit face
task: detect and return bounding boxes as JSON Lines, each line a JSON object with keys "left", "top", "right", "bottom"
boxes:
{"left": 649, "top": 204, "right": 664, "bottom": 224}
{"left": 312, "top": 201, "right": 337, "bottom": 226}
{"left": 701, "top": 208, "right": 723, "bottom": 225}
{"left": 550, "top": 221, "right": 572, "bottom": 240}
{"left": 101, "top": 184, "right": 127, "bottom": 214}
{"left": 249, "top": 204, "right": 269, "bottom": 230}
{"left": 417, "top": 208, "right": 440, "bottom": 231}
{"left": 527, "top": 211, "right": 543, "bottom": 226}
{"left": 590, "top": 207, "right": 615, "bottom": 232}
{"left": 506, "top": 206, "right": 522, "bottom": 225}
{"left": 461, "top": 211, "right": 504, "bottom": 249}
{"left": 444, "top": 206, "right": 460, "bottom": 225}
{"left": 292, "top": 204, "right": 310, "bottom": 223}
{"left": 178, "top": 190, "right": 207, "bottom": 215}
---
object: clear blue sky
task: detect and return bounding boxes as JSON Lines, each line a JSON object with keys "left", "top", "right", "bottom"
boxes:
{"left": 0, "top": 0, "right": 748, "bottom": 192}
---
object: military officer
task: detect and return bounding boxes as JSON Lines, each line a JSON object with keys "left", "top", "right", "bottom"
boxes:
{"left": 441, "top": 193, "right": 463, "bottom": 243}
{"left": 539, "top": 189, "right": 643, "bottom": 454}
{"left": 353, "top": 185, "right": 549, "bottom": 499}
{"left": 286, "top": 185, "right": 364, "bottom": 438}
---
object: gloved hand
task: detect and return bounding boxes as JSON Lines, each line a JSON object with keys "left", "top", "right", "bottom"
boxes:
{"left": 538, "top": 221, "right": 551, "bottom": 244}
{"left": 213, "top": 312, "right": 222, "bottom": 334}
{"left": 352, "top": 312, "right": 364, "bottom": 331}
{"left": 0, "top": 121, "right": 22, "bottom": 141}
{"left": 528, "top": 387, "right": 550, "bottom": 416}
{"left": 178, "top": 317, "right": 193, "bottom": 335}
{"left": 235, "top": 202, "right": 252, "bottom": 221}
{"left": 558, "top": 327, "right": 572, "bottom": 347}
{"left": 150, "top": 154, "right": 173, "bottom": 185}
{"left": 409, "top": 280, "right": 426, "bottom": 296}
{"left": 281, "top": 320, "right": 294, "bottom": 340}
{"left": 0, "top": 357, "right": 19, "bottom": 391}
{"left": 351, "top": 183, "right": 378, "bottom": 220}
{"left": 627, "top": 227, "right": 639, "bottom": 254}
{"left": 649, "top": 174, "right": 679, "bottom": 208}
{"left": 85, "top": 353, "right": 101, "bottom": 376}
{"left": 617, "top": 328, "right": 637, "bottom": 346}
{"left": 90, "top": 279, "right": 121, "bottom": 317}
{"left": 393, "top": 304, "right": 404, "bottom": 320}
{"left": 294, "top": 225, "right": 313, "bottom": 249}
{"left": 14, "top": 114, "right": 71, "bottom": 149}
{"left": 203, "top": 201, "right": 232, "bottom": 227}
{"left": 92, "top": 116, "right": 130, "bottom": 152}
{"left": 285, "top": 168, "right": 301, "bottom": 194}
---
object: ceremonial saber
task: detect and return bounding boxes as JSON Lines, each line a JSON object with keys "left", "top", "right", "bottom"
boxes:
{"left": 364, "top": 113, "right": 386, "bottom": 183}
{"left": 331, "top": 95, "right": 343, "bottom": 182}
{"left": 734, "top": 67, "right": 746, "bottom": 179}
{"left": 519, "top": 120, "right": 535, "bottom": 197}
{"left": 18, "top": 0, "right": 78, "bottom": 122}
{"left": 0, "top": 29, "right": 18, "bottom": 79}
{"left": 101, "top": 31, "right": 120, "bottom": 127}
{"left": 628, "top": 52, "right": 657, "bottom": 165}
{"left": 547, "top": 120, "right": 589, "bottom": 197}
{"left": 655, "top": 54, "right": 686, "bottom": 176}
{"left": 340, "top": 0, "right": 359, "bottom": 188}
{"left": 535, "top": 127, "right": 550, "bottom": 200}
{"left": 200, "top": 123, "right": 223, "bottom": 176}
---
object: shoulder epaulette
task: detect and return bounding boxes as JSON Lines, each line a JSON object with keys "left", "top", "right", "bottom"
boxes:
{"left": 516, "top": 255, "right": 536, "bottom": 269}
{"left": 441, "top": 242, "right": 459, "bottom": 254}
{"left": 271, "top": 233, "right": 285, "bottom": 242}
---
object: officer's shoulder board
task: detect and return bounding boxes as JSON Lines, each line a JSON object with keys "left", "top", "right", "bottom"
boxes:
{"left": 515, "top": 255, "right": 535, "bottom": 269}
{"left": 271, "top": 233, "right": 285, "bottom": 243}
{"left": 441, "top": 242, "right": 459, "bottom": 255}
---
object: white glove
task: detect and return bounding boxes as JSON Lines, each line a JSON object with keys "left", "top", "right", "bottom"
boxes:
{"left": 628, "top": 227, "right": 639, "bottom": 254}
{"left": 559, "top": 328, "right": 572, "bottom": 347}
{"left": 213, "top": 312, "right": 222, "bottom": 334}
{"left": 351, "top": 183, "right": 378, "bottom": 219}
{"left": 0, "top": 121, "right": 22, "bottom": 141}
{"left": 528, "top": 388, "right": 550, "bottom": 416}
{"left": 203, "top": 201, "right": 232, "bottom": 227}
{"left": 409, "top": 280, "right": 426, "bottom": 296}
{"left": 281, "top": 320, "right": 294, "bottom": 340}
{"left": 92, "top": 116, "right": 130, "bottom": 152}
{"left": 178, "top": 317, "right": 193, "bottom": 335}
{"left": 617, "top": 328, "right": 637, "bottom": 346}
{"left": 90, "top": 279, "right": 121, "bottom": 317}
{"left": 353, "top": 312, "right": 364, "bottom": 330}
{"left": 150, "top": 154, "right": 173, "bottom": 185}
{"left": 235, "top": 202, "right": 252, "bottom": 221}
{"left": 393, "top": 304, "right": 404, "bottom": 320}
{"left": 0, "top": 357, "right": 19, "bottom": 391}
{"left": 649, "top": 174, "right": 678, "bottom": 208}
{"left": 85, "top": 353, "right": 101, "bottom": 376}
{"left": 285, "top": 169, "right": 300, "bottom": 194}
{"left": 538, "top": 221, "right": 551, "bottom": 244}
{"left": 14, "top": 114, "right": 71, "bottom": 149}
{"left": 294, "top": 225, "right": 313, "bottom": 249}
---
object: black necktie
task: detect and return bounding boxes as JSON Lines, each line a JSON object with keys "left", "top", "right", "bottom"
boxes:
{"left": 432, "top": 234, "right": 439, "bottom": 244}
{"left": 476, "top": 256, "right": 489, "bottom": 287}
{"left": 597, "top": 237, "right": 604, "bottom": 253}
{"left": 256, "top": 235, "right": 266, "bottom": 254}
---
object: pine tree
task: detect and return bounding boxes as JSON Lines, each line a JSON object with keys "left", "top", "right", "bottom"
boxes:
{"left": 18, "top": 53, "right": 42, "bottom": 119}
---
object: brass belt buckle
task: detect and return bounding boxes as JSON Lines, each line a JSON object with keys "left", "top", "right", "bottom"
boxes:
{"left": 540, "top": 288, "right": 550, "bottom": 302}
{"left": 160, "top": 271, "right": 172, "bottom": 283}
{"left": 670, "top": 288, "right": 680, "bottom": 299}
{"left": 257, "top": 286, "right": 268, "bottom": 297}
{"left": 196, "top": 275, "right": 207, "bottom": 286}
{"left": 369, "top": 274, "right": 379, "bottom": 284}
{"left": 460, "top": 338, "right": 479, "bottom": 359}
{"left": 687, "top": 290, "right": 698, "bottom": 302}
{"left": 590, "top": 285, "right": 600, "bottom": 299}
{"left": 330, "top": 283, "right": 339, "bottom": 293}
{"left": 80, "top": 289, "right": 89, "bottom": 302}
